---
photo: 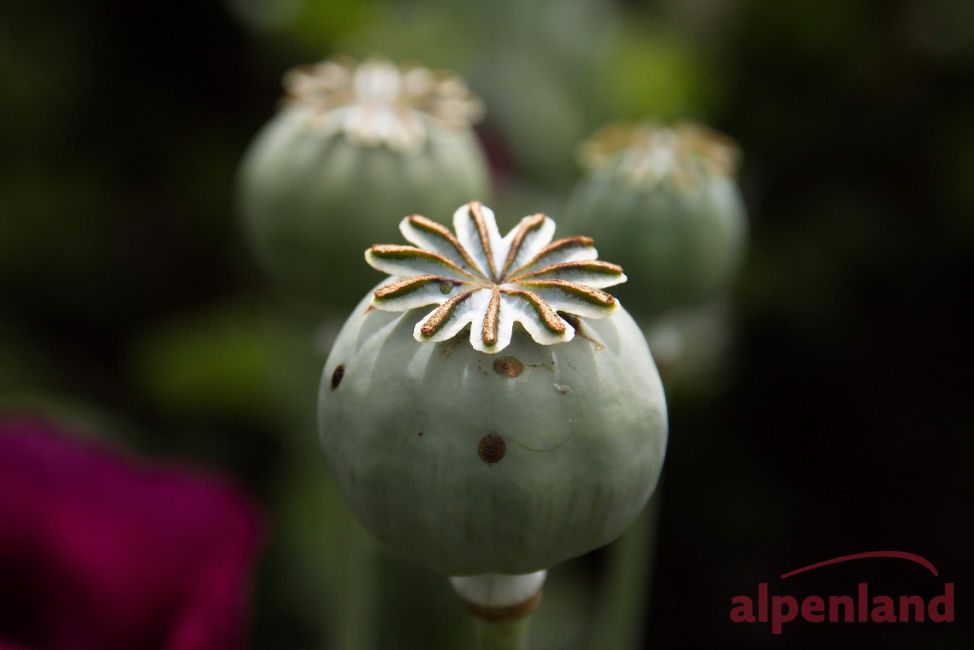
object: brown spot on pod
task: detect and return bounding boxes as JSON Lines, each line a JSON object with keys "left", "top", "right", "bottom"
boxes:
{"left": 478, "top": 433, "right": 506, "bottom": 464}
{"left": 492, "top": 356, "right": 524, "bottom": 378}
{"left": 331, "top": 364, "right": 345, "bottom": 390}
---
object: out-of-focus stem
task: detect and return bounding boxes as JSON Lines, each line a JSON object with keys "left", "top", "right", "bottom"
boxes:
{"left": 331, "top": 522, "right": 378, "bottom": 650}
{"left": 450, "top": 572, "right": 546, "bottom": 650}
{"left": 587, "top": 493, "right": 661, "bottom": 650}
{"left": 472, "top": 615, "right": 532, "bottom": 650}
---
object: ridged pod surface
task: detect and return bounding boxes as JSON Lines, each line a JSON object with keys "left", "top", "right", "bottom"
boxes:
{"left": 318, "top": 294, "right": 667, "bottom": 575}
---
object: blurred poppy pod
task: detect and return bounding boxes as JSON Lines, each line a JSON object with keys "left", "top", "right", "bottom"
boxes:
{"left": 563, "top": 122, "right": 748, "bottom": 321}
{"left": 645, "top": 299, "right": 734, "bottom": 398}
{"left": 239, "top": 57, "right": 490, "bottom": 307}
{"left": 317, "top": 202, "right": 667, "bottom": 577}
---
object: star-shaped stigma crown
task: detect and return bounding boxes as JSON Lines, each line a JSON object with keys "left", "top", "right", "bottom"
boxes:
{"left": 283, "top": 57, "right": 483, "bottom": 153}
{"left": 365, "top": 202, "right": 627, "bottom": 354}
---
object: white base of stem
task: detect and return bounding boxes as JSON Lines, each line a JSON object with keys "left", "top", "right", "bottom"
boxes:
{"left": 449, "top": 570, "right": 547, "bottom": 609}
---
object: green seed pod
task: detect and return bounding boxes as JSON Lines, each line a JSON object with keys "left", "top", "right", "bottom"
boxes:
{"left": 318, "top": 202, "right": 667, "bottom": 576}
{"left": 562, "top": 121, "right": 748, "bottom": 321}
{"left": 239, "top": 57, "right": 490, "bottom": 306}
{"left": 645, "top": 299, "right": 733, "bottom": 400}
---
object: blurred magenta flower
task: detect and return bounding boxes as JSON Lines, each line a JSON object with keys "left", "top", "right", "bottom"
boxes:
{"left": 0, "top": 418, "right": 263, "bottom": 650}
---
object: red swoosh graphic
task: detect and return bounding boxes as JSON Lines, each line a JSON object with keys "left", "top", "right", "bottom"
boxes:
{"left": 780, "top": 551, "right": 939, "bottom": 580}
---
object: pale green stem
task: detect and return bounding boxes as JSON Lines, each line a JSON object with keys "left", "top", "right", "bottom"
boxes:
{"left": 452, "top": 571, "right": 545, "bottom": 650}
{"left": 472, "top": 615, "right": 532, "bottom": 650}
{"left": 587, "top": 493, "right": 661, "bottom": 650}
{"left": 330, "top": 524, "right": 378, "bottom": 650}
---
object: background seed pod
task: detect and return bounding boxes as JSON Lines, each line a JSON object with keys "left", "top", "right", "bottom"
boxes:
{"left": 239, "top": 101, "right": 490, "bottom": 309}
{"left": 318, "top": 294, "right": 667, "bottom": 576}
{"left": 562, "top": 124, "right": 748, "bottom": 322}
{"left": 643, "top": 299, "right": 734, "bottom": 402}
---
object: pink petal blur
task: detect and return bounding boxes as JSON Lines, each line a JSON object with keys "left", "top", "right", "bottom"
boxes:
{"left": 0, "top": 419, "right": 263, "bottom": 650}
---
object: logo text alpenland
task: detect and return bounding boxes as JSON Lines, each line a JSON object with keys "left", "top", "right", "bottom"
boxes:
{"left": 730, "top": 551, "right": 955, "bottom": 635}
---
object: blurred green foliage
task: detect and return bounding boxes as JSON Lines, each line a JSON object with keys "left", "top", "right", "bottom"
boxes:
{"left": 131, "top": 304, "right": 320, "bottom": 424}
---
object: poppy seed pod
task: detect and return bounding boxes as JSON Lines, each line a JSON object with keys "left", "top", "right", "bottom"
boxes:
{"left": 317, "top": 202, "right": 667, "bottom": 577}
{"left": 239, "top": 57, "right": 490, "bottom": 306}
{"left": 562, "top": 121, "right": 748, "bottom": 321}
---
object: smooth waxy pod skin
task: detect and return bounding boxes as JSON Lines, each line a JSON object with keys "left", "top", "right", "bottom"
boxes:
{"left": 318, "top": 297, "right": 666, "bottom": 575}
{"left": 240, "top": 58, "right": 488, "bottom": 305}
{"left": 563, "top": 121, "right": 747, "bottom": 320}
{"left": 318, "top": 203, "right": 667, "bottom": 576}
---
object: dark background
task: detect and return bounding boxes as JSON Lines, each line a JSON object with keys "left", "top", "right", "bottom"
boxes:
{"left": 2, "top": 0, "right": 972, "bottom": 648}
